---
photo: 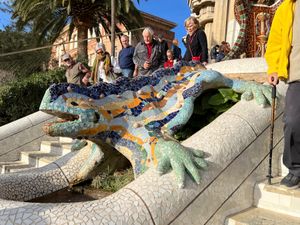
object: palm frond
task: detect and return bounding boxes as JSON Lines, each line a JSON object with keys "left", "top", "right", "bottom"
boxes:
{"left": 11, "top": 0, "right": 144, "bottom": 59}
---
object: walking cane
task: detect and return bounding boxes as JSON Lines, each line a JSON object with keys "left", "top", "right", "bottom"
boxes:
{"left": 267, "top": 84, "right": 276, "bottom": 185}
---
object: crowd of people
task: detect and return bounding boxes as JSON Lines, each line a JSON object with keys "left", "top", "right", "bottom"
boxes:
{"left": 61, "top": 16, "right": 228, "bottom": 86}
{"left": 210, "top": 41, "right": 231, "bottom": 63}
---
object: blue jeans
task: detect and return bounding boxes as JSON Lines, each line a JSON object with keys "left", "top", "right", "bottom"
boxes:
{"left": 121, "top": 68, "right": 134, "bottom": 78}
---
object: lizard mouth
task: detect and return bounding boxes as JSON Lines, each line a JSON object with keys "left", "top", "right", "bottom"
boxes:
{"left": 39, "top": 88, "right": 101, "bottom": 137}
{"left": 46, "top": 110, "right": 80, "bottom": 121}
{"left": 42, "top": 111, "right": 80, "bottom": 135}
{"left": 42, "top": 109, "right": 101, "bottom": 137}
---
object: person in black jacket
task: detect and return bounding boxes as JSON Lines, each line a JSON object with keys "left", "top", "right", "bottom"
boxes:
{"left": 183, "top": 16, "right": 208, "bottom": 65}
{"left": 171, "top": 38, "right": 182, "bottom": 60}
{"left": 210, "top": 44, "right": 220, "bottom": 61}
{"left": 157, "top": 34, "right": 169, "bottom": 62}
{"left": 133, "top": 27, "right": 164, "bottom": 76}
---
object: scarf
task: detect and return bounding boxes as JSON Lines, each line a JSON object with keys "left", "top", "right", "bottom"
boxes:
{"left": 91, "top": 52, "right": 111, "bottom": 83}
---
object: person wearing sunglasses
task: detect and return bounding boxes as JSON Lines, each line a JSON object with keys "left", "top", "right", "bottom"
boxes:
{"left": 62, "top": 53, "right": 91, "bottom": 86}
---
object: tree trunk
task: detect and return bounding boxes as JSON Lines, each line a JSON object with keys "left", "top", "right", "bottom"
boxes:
{"left": 76, "top": 24, "right": 88, "bottom": 62}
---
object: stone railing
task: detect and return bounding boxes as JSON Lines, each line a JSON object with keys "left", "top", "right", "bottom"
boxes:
{"left": 0, "top": 58, "right": 288, "bottom": 224}
{"left": 0, "top": 111, "right": 55, "bottom": 162}
{"left": 0, "top": 82, "right": 287, "bottom": 225}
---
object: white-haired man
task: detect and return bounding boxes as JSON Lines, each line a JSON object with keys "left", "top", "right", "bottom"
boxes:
{"left": 133, "top": 27, "right": 164, "bottom": 76}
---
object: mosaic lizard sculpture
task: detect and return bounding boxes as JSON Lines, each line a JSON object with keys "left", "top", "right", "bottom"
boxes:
{"left": 40, "top": 61, "right": 272, "bottom": 188}
{"left": 224, "top": 0, "right": 282, "bottom": 60}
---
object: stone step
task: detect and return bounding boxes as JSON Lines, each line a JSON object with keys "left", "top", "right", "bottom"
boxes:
{"left": 40, "top": 140, "right": 73, "bottom": 155}
{"left": 0, "top": 137, "right": 73, "bottom": 174}
{"left": 227, "top": 207, "right": 300, "bottom": 225}
{"left": 37, "top": 155, "right": 60, "bottom": 167}
{"left": 59, "top": 137, "right": 74, "bottom": 143}
{"left": 0, "top": 161, "right": 24, "bottom": 174}
{"left": 0, "top": 161, "right": 24, "bottom": 166}
{"left": 20, "top": 150, "right": 61, "bottom": 167}
{"left": 3, "top": 163, "right": 33, "bottom": 173}
{"left": 4, "top": 150, "right": 63, "bottom": 173}
{"left": 254, "top": 177, "right": 300, "bottom": 218}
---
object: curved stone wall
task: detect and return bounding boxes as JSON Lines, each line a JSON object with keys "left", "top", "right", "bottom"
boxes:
{"left": 0, "top": 80, "right": 287, "bottom": 225}
{"left": 0, "top": 58, "right": 287, "bottom": 224}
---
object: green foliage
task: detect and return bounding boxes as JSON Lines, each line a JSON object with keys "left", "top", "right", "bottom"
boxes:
{"left": 0, "top": 25, "right": 51, "bottom": 79}
{"left": 0, "top": 69, "right": 65, "bottom": 126}
{"left": 91, "top": 168, "right": 134, "bottom": 192}
{"left": 174, "top": 88, "right": 241, "bottom": 141}
{"left": 11, "top": 0, "right": 144, "bottom": 60}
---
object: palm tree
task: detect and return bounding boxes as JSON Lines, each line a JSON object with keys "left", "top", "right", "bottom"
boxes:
{"left": 12, "top": 0, "right": 143, "bottom": 61}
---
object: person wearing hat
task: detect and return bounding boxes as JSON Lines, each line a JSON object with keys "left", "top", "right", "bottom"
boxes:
{"left": 91, "top": 43, "right": 114, "bottom": 83}
{"left": 62, "top": 53, "right": 90, "bottom": 150}
{"left": 62, "top": 53, "right": 91, "bottom": 86}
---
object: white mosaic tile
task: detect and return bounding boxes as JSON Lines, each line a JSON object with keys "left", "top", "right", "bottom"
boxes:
{"left": 0, "top": 87, "right": 287, "bottom": 224}
{"left": 0, "top": 163, "right": 68, "bottom": 201}
{"left": 55, "top": 141, "right": 104, "bottom": 183}
{"left": 0, "top": 188, "right": 153, "bottom": 224}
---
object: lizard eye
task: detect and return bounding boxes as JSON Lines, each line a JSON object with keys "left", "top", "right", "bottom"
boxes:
{"left": 71, "top": 101, "right": 79, "bottom": 106}
{"left": 94, "top": 112, "right": 100, "bottom": 122}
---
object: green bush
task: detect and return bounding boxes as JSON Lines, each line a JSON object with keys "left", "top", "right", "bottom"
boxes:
{"left": 174, "top": 88, "right": 241, "bottom": 141}
{"left": 0, "top": 69, "right": 66, "bottom": 126}
{"left": 91, "top": 168, "right": 134, "bottom": 192}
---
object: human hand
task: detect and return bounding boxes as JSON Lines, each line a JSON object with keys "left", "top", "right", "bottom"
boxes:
{"left": 82, "top": 76, "right": 90, "bottom": 86}
{"left": 143, "top": 61, "right": 151, "bottom": 69}
{"left": 79, "top": 63, "right": 89, "bottom": 73}
{"left": 268, "top": 73, "right": 279, "bottom": 86}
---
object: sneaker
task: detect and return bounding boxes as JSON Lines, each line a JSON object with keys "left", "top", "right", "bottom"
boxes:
{"left": 280, "top": 173, "right": 300, "bottom": 188}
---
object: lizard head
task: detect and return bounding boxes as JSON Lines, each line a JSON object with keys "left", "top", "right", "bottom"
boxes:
{"left": 40, "top": 83, "right": 108, "bottom": 138}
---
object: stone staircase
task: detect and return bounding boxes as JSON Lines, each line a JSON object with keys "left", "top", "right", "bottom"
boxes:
{"left": 226, "top": 156, "right": 300, "bottom": 224}
{"left": 0, "top": 137, "right": 73, "bottom": 174}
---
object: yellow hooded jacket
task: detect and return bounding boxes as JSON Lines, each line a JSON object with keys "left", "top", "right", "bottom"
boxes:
{"left": 265, "top": 0, "right": 295, "bottom": 79}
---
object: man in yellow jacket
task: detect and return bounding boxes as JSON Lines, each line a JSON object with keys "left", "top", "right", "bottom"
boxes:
{"left": 265, "top": 0, "right": 300, "bottom": 188}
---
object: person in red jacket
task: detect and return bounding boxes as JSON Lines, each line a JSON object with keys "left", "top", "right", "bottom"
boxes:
{"left": 164, "top": 50, "right": 175, "bottom": 68}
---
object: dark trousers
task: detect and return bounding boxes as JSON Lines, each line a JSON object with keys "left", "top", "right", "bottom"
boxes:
{"left": 283, "top": 82, "right": 300, "bottom": 176}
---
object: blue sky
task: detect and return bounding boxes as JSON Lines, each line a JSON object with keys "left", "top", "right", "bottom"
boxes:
{"left": 0, "top": 2, "right": 11, "bottom": 29}
{"left": 0, "top": 14, "right": 10, "bottom": 29}
{"left": 133, "top": 0, "right": 191, "bottom": 51}
{"left": 0, "top": 1, "right": 191, "bottom": 51}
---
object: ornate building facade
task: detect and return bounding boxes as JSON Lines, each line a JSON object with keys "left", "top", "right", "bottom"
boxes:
{"left": 188, "top": 0, "right": 281, "bottom": 58}
{"left": 188, "top": 0, "right": 237, "bottom": 48}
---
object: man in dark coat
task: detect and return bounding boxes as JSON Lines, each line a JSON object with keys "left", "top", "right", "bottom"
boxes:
{"left": 133, "top": 27, "right": 164, "bottom": 76}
